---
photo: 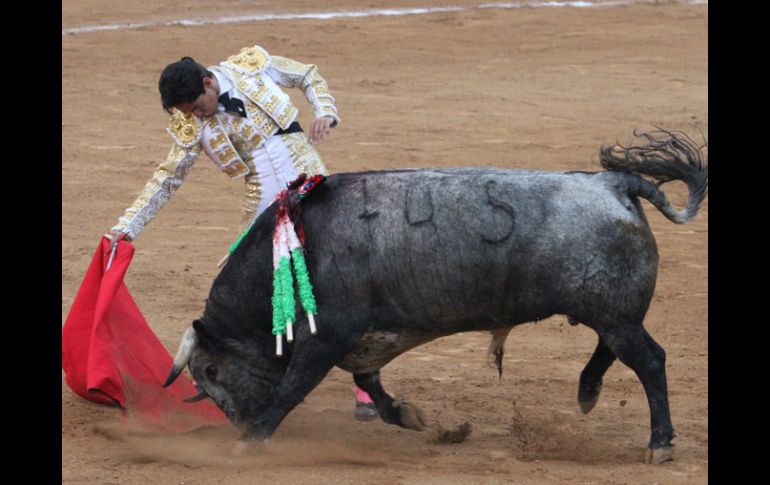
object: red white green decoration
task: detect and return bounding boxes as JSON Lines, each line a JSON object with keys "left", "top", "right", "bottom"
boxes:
{"left": 270, "top": 175, "right": 325, "bottom": 355}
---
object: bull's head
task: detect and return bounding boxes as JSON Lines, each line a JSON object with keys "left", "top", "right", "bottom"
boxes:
{"left": 164, "top": 319, "right": 286, "bottom": 431}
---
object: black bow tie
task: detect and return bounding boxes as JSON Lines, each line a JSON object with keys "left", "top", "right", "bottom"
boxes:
{"left": 218, "top": 92, "right": 247, "bottom": 117}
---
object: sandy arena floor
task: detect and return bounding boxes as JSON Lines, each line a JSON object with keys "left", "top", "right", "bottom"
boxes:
{"left": 62, "top": 1, "right": 708, "bottom": 483}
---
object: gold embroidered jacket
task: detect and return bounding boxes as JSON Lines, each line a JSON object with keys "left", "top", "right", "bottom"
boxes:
{"left": 112, "top": 45, "right": 338, "bottom": 240}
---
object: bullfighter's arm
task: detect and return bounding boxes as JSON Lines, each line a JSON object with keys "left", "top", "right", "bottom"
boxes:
{"left": 111, "top": 143, "right": 201, "bottom": 240}
{"left": 266, "top": 56, "right": 340, "bottom": 127}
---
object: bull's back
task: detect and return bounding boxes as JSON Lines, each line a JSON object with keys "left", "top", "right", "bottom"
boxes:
{"left": 300, "top": 168, "right": 658, "bottom": 333}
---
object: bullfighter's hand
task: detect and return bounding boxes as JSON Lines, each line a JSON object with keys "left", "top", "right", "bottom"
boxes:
{"left": 107, "top": 230, "right": 131, "bottom": 249}
{"left": 309, "top": 116, "right": 335, "bottom": 144}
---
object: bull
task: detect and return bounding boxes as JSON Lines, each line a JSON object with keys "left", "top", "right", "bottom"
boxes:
{"left": 164, "top": 129, "right": 707, "bottom": 464}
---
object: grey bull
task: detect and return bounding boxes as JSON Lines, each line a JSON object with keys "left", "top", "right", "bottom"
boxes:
{"left": 165, "top": 129, "right": 707, "bottom": 464}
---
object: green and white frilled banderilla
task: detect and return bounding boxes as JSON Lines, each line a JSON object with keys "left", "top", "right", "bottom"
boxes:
{"left": 271, "top": 197, "right": 319, "bottom": 355}
{"left": 222, "top": 174, "right": 326, "bottom": 354}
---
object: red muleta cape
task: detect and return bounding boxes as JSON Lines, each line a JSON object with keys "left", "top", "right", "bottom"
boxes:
{"left": 62, "top": 237, "right": 227, "bottom": 432}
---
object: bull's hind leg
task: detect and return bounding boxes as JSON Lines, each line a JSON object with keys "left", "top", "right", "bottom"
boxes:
{"left": 599, "top": 325, "right": 675, "bottom": 464}
{"left": 578, "top": 337, "right": 617, "bottom": 413}
{"left": 354, "top": 371, "right": 428, "bottom": 431}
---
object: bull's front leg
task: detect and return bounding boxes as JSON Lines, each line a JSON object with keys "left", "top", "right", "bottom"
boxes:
{"left": 354, "top": 371, "right": 428, "bottom": 431}
{"left": 239, "top": 341, "right": 340, "bottom": 441}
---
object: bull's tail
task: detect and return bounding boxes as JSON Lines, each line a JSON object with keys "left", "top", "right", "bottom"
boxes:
{"left": 599, "top": 128, "right": 708, "bottom": 224}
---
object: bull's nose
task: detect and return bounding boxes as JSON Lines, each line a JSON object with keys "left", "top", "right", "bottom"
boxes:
{"left": 183, "top": 383, "right": 209, "bottom": 403}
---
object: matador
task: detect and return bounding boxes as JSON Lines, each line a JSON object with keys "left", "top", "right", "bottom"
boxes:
{"left": 111, "top": 45, "right": 337, "bottom": 241}
{"left": 109, "top": 45, "right": 381, "bottom": 421}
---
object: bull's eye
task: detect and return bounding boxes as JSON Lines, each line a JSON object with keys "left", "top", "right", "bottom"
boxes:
{"left": 205, "top": 364, "right": 218, "bottom": 381}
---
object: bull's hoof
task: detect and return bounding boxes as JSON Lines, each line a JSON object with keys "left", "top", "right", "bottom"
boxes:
{"left": 578, "top": 396, "right": 599, "bottom": 414}
{"left": 395, "top": 400, "right": 429, "bottom": 431}
{"left": 645, "top": 446, "right": 674, "bottom": 464}
{"left": 354, "top": 401, "right": 379, "bottom": 421}
{"left": 578, "top": 380, "right": 602, "bottom": 414}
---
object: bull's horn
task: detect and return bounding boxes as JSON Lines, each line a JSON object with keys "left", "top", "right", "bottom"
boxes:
{"left": 183, "top": 389, "right": 209, "bottom": 403}
{"left": 163, "top": 326, "right": 198, "bottom": 388}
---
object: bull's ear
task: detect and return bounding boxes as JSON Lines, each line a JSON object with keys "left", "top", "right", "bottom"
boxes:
{"left": 192, "top": 319, "right": 225, "bottom": 353}
{"left": 192, "top": 319, "right": 210, "bottom": 346}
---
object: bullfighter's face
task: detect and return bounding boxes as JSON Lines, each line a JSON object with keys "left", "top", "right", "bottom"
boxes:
{"left": 176, "top": 76, "right": 220, "bottom": 120}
